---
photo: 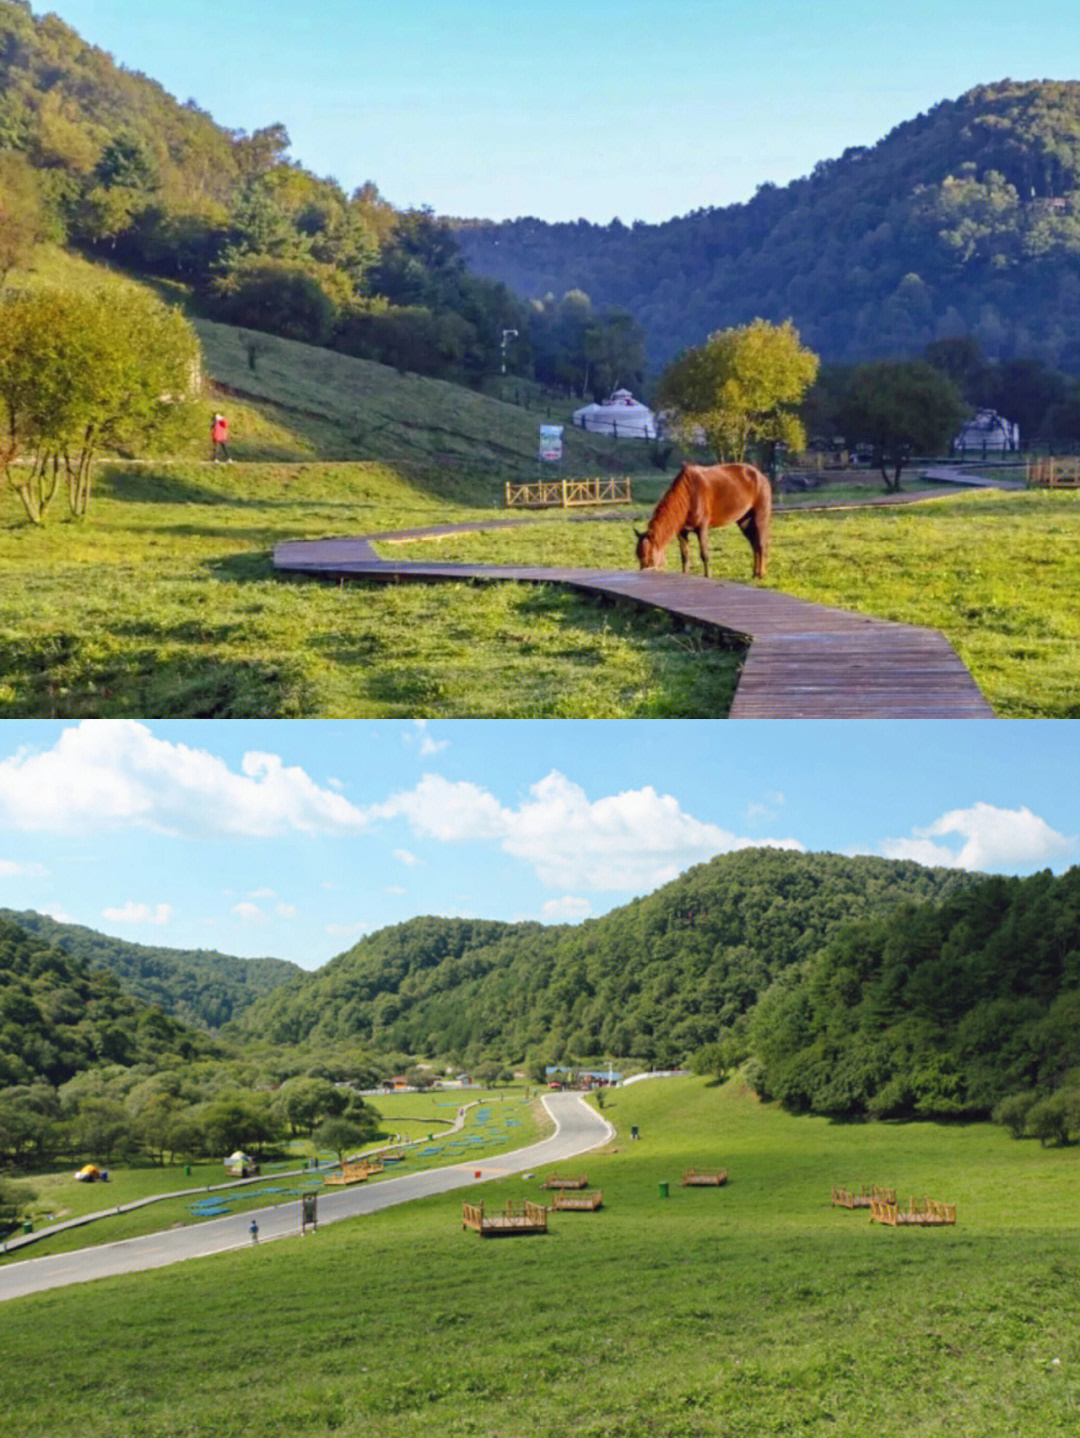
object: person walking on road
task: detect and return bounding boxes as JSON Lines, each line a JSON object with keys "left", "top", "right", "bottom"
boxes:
{"left": 249, "top": 1219, "right": 259, "bottom": 1244}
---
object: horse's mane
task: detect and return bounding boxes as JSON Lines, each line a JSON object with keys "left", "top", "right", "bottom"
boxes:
{"left": 646, "top": 466, "right": 694, "bottom": 546}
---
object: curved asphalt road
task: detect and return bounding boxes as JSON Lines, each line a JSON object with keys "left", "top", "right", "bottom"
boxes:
{"left": 0, "top": 1093, "right": 613, "bottom": 1302}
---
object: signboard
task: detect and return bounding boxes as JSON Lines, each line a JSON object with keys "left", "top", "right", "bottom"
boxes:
{"left": 538, "top": 424, "right": 563, "bottom": 463}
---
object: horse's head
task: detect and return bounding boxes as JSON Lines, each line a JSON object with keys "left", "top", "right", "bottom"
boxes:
{"left": 634, "top": 526, "right": 662, "bottom": 570}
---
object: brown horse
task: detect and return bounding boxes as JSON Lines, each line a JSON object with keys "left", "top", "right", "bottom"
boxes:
{"left": 634, "top": 462, "right": 772, "bottom": 579}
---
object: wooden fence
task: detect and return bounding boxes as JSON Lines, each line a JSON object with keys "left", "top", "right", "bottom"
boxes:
{"left": 323, "top": 1157, "right": 385, "bottom": 1186}
{"left": 504, "top": 476, "right": 633, "bottom": 509}
{"left": 462, "top": 1200, "right": 549, "bottom": 1236}
{"left": 869, "top": 1196, "right": 956, "bottom": 1227}
{"left": 541, "top": 1173, "right": 588, "bottom": 1190}
{"left": 1027, "top": 457, "right": 1080, "bottom": 487}
{"left": 551, "top": 1189, "right": 603, "bottom": 1211}
{"left": 832, "top": 1184, "right": 896, "bottom": 1210}
{"left": 681, "top": 1168, "right": 728, "bottom": 1187}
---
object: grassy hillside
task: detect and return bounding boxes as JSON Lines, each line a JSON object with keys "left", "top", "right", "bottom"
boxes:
{"left": 3, "top": 1076, "right": 1079, "bottom": 1437}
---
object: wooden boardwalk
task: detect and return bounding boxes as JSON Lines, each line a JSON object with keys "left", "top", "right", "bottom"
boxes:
{"left": 273, "top": 527, "right": 994, "bottom": 719}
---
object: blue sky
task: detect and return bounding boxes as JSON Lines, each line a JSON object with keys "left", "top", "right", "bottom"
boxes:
{"left": 0, "top": 720, "right": 1076, "bottom": 970}
{"left": 44, "top": 0, "right": 1080, "bottom": 222}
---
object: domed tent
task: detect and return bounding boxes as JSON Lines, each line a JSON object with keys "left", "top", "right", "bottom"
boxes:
{"left": 573, "top": 388, "right": 657, "bottom": 439}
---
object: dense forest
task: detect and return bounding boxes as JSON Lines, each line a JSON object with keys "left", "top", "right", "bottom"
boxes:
{"left": 455, "top": 80, "right": 1080, "bottom": 374}
{"left": 0, "top": 919, "right": 217, "bottom": 1088}
{"left": 0, "top": 0, "right": 644, "bottom": 397}
{"left": 749, "top": 866, "right": 1080, "bottom": 1122}
{"left": 227, "top": 851, "right": 978, "bottom": 1066}
{"left": 0, "top": 910, "right": 299, "bottom": 1031}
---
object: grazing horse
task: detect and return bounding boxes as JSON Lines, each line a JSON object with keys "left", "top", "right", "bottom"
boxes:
{"left": 634, "top": 462, "right": 772, "bottom": 579}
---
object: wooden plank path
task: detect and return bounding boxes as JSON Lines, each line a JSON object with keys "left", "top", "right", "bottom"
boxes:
{"left": 273, "top": 527, "right": 994, "bottom": 719}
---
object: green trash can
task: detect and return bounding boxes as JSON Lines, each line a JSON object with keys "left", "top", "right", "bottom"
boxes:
{"left": 183, "top": 1164, "right": 192, "bottom": 1177}
{"left": 658, "top": 1181, "right": 669, "bottom": 1199}
{"left": 21, "top": 1219, "right": 33, "bottom": 1233}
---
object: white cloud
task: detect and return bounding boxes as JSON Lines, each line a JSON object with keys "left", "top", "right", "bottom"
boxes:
{"left": 0, "top": 858, "right": 48, "bottom": 878}
{"left": 541, "top": 895, "right": 593, "bottom": 922}
{"left": 0, "top": 722, "right": 369, "bottom": 837}
{"left": 326, "top": 921, "right": 370, "bottom": 939}
{"left": 377, "top": 769, "right": 803, "bottom": 891}
{"left": 387, "top": 885, "right": 406, "bottom": 895}
{"left": 250, "top": 887, "right": 277, "bottom": 899}
{"left": 879, "top": 802, "right": 1076, "bottom": 871}
{"left": 393, "top": 847, "right": 418, "bottom": 866}
{"left": 41, "top": 904, "right": 72, "bottom": 922}
{"left": 275, "top": 902, "right": 298, "bottom": 919}
{"left": 102, "top": 901, "right": 172, "bottom": 926}
{"left": 232, "top": 901, "right": 266, "bottom": 923}
{"left": 406, "top": 720, "right": 449, "bottom": 756}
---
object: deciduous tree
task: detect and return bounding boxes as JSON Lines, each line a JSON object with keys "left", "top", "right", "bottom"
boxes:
{"left": 836, "top": 359, "right": 966, "bottom": 491}
{"left": 655, "top": 319, "right": 819, "bottom": 463}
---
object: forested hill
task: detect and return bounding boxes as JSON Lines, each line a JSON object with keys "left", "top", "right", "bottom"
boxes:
{"left": 454, "top": 80, "right": 1080, "bottom": 371}
{"left": 0, "top": 910, "right": 299, "bottom": 1031}
{"left": 749, "top": 865, "right": 1080, "bottom": 1121}
{"left": 0, "top": 919, "right": 218, "bottom": 1087}
{"left": 0, "top": 0, "right": 645, "bottom": 397}
{"left": 228, "top": 851, "right": 979, "bottom": 1065}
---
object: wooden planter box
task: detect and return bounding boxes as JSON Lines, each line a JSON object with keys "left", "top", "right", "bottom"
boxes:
{"left": 462, "top": 1200, "right": 549, "bottom": 1236}
{"left": 681, "top": 1168, "right": 728, "bottom": 1187}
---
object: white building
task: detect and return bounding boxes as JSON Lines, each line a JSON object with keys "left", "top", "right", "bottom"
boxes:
{"left": 955, "top": 409, "right": 1019, "bottom": 453}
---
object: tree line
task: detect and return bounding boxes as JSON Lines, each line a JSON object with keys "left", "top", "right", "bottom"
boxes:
{"left": 747, "top": 866, "right": 1080, "bottom": 1127}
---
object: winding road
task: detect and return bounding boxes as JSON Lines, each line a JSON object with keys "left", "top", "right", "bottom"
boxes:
{"left": 0, "top": 1093, "right": 612, "bottom": 1303}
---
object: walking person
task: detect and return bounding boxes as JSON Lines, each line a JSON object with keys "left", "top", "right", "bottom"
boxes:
{"left": 210, "top": 412, "right": 231, "bottom": 462}
{"left": 249, "top": 1218, "right": 259, "bottom": 1244}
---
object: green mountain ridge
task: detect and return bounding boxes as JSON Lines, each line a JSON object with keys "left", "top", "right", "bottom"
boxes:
{"left": 0, "top": 909, "right": 299, "bottom": 1032}
{"left": 454, "top": 79, "right": 1080, "bottom": 372}
{"left": 227, "top": 850, "right": 982, "bottom": 1065}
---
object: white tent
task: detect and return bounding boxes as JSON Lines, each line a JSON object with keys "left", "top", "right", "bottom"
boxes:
{"left": 573, "top": 388, "right": 657, "bottom": 440}
{"left": 955, "top": 409, "right": 1018, "bottom": 453}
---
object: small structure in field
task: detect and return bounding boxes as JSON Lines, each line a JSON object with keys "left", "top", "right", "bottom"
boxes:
{"left": 552, "top": 1188, "right": 603, "bottom": 1211}
{"left": 541, "top": 1173, "right": 588, "bottom": 1190}
{"left": 832, "top": 1184, "right": 895, "bottom": 1209}
{"left": 462, "top": 1199, "right": 549, "bottom": 1236}
{"left": 573, "top": 388, "right": 658, "bottom": 439}
{"left": 223, "top": 1151, "right": 259, "bottom": 1178}
{"left": 323, "top": 1158, "right": 384, "bottom": 1186}
{"left": 681, "top": 1168, "right": 727, "bottom": 1187}
{"left": 870, "top": 1195, "right": 956, "bottom": 1227}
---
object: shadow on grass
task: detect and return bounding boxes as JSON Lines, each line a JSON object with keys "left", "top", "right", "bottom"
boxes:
{"left": 2, "top": 633, "right": 308, "bottom": 718}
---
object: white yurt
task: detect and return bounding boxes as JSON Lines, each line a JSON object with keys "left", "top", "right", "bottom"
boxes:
{"left": 954, "top": 409, "right": 1019, "bottom": 453}
{"left": 572, "top": 388, "right": 658, "bottom": 440}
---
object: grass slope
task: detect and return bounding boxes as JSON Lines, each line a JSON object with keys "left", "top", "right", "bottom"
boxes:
{"left": 4, "top": 1077, "right": 1079, "bottom": 1437}
{"left": 0, "top": 251, "right": 738, "bottom": 717}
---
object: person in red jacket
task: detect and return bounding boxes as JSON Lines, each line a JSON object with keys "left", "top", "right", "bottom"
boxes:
{"left": 210, "top": 412, "right": 231, "bottom": 462}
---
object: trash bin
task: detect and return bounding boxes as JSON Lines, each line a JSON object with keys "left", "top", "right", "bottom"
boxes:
{"left": 183, "top": 1164, "right": 191, "bottom": 1177}
{"left": 658, "top": 1181, "right": 669, "bottom": 1198}
{"left": 21, "top": 1219, "right": 33, "bottom": 1233}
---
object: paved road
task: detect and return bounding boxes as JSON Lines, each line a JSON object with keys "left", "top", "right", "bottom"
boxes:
{"left": 0, "top": 1093, "right": 612, "bottom": 1302}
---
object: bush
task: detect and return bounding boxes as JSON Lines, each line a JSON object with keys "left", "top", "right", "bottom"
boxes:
{"left": 992, "top": 1091, "right": 1037, "bottom": 1138}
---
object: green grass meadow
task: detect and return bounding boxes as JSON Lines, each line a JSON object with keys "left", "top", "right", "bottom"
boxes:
{"left": 4, "top": 1077, "right": 1079, "bottom": 1437}
{"left": 3, "top": 250, "right": 1079, "bottom": 716}
{"left": 389, "top": 486, "right": 1080, "bottom": 717}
